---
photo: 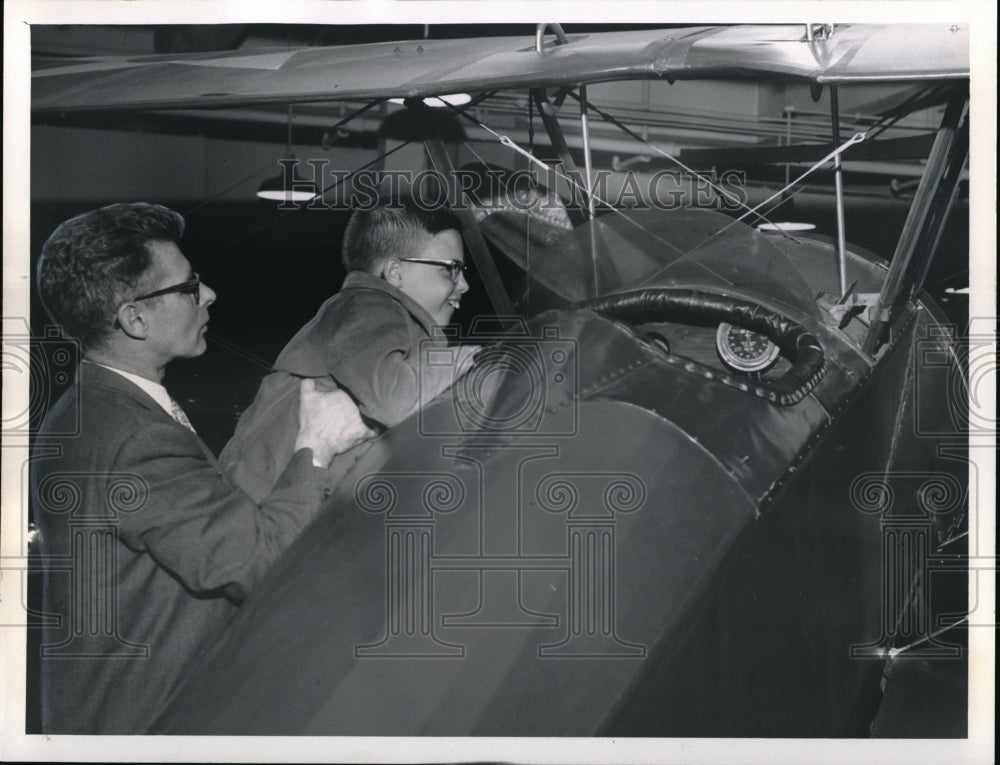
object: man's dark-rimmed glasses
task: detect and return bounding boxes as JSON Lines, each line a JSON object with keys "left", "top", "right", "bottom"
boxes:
{"left": 132, "top": 273, "right": 201, "bottom": 304}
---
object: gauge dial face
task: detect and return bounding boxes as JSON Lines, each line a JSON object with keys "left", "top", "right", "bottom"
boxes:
{"left": 716, "top": 322, "right": 781, "bottom": 373}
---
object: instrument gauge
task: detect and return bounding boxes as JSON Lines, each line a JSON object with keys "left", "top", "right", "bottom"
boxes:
{"left": 716, "top": 322, "right": 781, "bottom": 373}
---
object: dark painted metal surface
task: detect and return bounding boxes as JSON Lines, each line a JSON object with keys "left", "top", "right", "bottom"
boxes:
{"left": 139, "top": 155, "right": 969, "bottom": 733}
{"left": 604, "top": 305, "right": 967, "bottom": 736}
{"left": 150, "top": 286, "right": 965, "bottom": 735}
{"left": 149, "top": 309, "right": 761, "bottom": 734}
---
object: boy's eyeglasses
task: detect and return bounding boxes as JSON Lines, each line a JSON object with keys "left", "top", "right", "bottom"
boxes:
{"left": 132, "top": 273, "right": 201, "bottom": 304}
{"left": 398, "top": 258, "right": 468, "bottom": 284}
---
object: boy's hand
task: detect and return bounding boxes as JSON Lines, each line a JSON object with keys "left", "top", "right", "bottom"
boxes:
{"left": 295, "top": 379, "right": 376, "bottom": 467}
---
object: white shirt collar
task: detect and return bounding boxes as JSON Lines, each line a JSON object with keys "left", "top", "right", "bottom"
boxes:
{"left": 84, "top": 360, "right": 175, "bottom": 417}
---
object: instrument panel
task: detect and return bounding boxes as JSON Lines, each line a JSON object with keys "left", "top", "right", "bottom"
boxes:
{"left": 636, "top": 321, "right": 792, "bottom": 379}
{"left": 715, "top": 322, "right": 781, "bottom": 373}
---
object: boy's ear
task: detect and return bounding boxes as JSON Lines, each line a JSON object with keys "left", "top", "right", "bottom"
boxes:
{"left": 380, "top": 258, "right": 404, "bottom": 287}
{"left": 116, "top": 302, "right": 150, "bottom": 340}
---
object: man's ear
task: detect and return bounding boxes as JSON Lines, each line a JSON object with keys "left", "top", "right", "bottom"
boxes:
{"left": 115, "top": 302, "right": 149, "bottom": 340}
{"left": 380, "top": 258, "right": 404, "bottom": 288}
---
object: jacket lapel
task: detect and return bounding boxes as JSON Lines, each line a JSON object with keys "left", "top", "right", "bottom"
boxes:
{"left": 79, "top": 362, "right": 218, "bottom": 461}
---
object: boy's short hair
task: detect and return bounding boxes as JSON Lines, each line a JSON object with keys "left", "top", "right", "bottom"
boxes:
{"left": 37, "top": 202, "right": 186, "bottom": 350}
{"left": 342, "top": 195, "right": 461, "bottom": 273}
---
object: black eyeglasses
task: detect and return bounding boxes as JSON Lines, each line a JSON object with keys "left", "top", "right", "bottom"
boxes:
{"left": 398, "top": 258, "right": 468, "bottom": 284}
{"left": 132, "top": 273, "right": 201, "bottom": 304}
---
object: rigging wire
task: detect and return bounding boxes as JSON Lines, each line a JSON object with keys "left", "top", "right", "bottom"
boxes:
{"left": 745, "top": 85, "right": 944, "bottom": 224}
{"left": 565, "top": 91, "right": 771, "bottom": 227}
{"left": 446, "top": 101, "right": 687, "bottom": 261}
{"left": 443, "top": 86, "right": 952, "bottom": 295}
{"left": 446, "top": 99, "right": 812, "bottom": 290}
{"left": 446, "top": 101, "right": 745, "bottom": 288}
{"left": 190, "top": 83, "right": 940, "bottom": 293}
{"left": 200, "top": 140, "right": 413, "bottom": 267}
{"left": 567, "top": 91, "right": 868, "bottom": 246}
{"left": 564, "top": 90, "right": 870, "bottom": 254}
{"left": 197, "top": 94, "right": 494, "bottom": 266}
{"left": 182, "top": 99, "right": 387, "bottom": 219}
{"left": 886, "top": 617, "right": 967, "bottom": 659}
{"left": 863, "top": 84, "right": 943, "bottom": 143}
{"left": 204, "top": 331, "right": 274, "bottom": 371}
{"left": 876, "top": 523, "right": 971, "bottom": 660}
{"left": 570, "top": 92, "right": 868, "bottom": 253}
{"left": 715, "top": 133, "right": 866, "bottom": 231}
{"left": 182, "top": 80, "right": 937, "bottom": 239}
{"left": 566, "top": 87, "right": 956, "bottom": 249}
{"left": 526, "top": 92, "right": 534, "bottom": 311}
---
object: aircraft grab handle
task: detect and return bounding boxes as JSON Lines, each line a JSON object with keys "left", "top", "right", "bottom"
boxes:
{"left": 536, "top": 23, "right": 570, "bottom": 53}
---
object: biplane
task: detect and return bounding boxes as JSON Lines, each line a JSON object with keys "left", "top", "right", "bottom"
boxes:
{"left": 29, "top": 23, "right": 971, "bottom": 736}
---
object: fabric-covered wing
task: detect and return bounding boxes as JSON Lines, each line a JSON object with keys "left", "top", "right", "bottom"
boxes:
{"left": 32, "top": 24, "right": 969, "bottom": 112}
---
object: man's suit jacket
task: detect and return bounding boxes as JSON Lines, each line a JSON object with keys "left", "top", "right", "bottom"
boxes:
{"left": 32, "top": 362, "right": 333, "bottom": 734}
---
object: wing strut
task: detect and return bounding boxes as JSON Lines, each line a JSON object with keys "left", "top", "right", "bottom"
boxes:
{"left": 530, "top": 90, "right": 588, "bottom": 229}
{"left": 910, "top": 113, "right": 969, "bottom": 294}
{"left": 531, "top": 88, "right": 602, "bottom": 294}
{"left": 830, "top": 86, "right": 849, "bottom": 298}
{"left": 578, "top": 84, "right": 600, "bottom": 295}
{"left": 862, "top": 87, "right": 969, "bottom": 355}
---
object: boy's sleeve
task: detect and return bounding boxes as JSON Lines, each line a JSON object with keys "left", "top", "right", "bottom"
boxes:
{"left": 323, "top": 292, "right": 466, "bottom": 428}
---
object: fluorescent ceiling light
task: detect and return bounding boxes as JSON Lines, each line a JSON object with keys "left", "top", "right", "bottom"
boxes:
{"left": 757, "top": 221, "right": 817, "bottom": 232}
{"left": 256, "top": 187, "right": 318, "bottom": 202}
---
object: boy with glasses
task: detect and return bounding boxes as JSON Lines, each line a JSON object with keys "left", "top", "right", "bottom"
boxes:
{"left": 221, "top": 195, "right": 481, "bottom": 502}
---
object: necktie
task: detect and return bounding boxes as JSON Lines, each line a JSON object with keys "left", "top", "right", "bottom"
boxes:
{"left": 169, "top": 398, "right": 197, "bottom": 433}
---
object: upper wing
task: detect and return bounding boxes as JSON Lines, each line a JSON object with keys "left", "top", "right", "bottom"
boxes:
{"left": 32, "top": 24, "right": 969, "bottom": 112}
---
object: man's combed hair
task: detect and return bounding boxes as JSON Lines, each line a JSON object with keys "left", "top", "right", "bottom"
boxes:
{"left": 342, "top": 195, "right": 461, "bottom": 273}
{"left": 37, "top": 202, "right": 186, "bottom": 350}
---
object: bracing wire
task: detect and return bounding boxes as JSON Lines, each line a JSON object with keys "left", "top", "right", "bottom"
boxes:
{"left": 182, "top": 99, "right": 387, "bottom": 219}
{"left": 201, "top": 140, "right": 414, "bottom": 267}
{"left": 445, "top": 98, "right": 795, "bottom": 289}
{"left": 199, "top": 94, "right": 495, "bottom": 266}
{"left": 566, "top": 90, "right": 873, "bottom": 250}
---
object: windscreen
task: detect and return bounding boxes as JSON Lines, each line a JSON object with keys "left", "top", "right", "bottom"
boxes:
{"left": 480, "top": 206, "right": 822, "bottom": 320}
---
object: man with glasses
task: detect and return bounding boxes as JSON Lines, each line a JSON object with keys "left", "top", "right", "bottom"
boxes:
{"left": 32, "top": 202, "right": 373, "bottom": 733}
{"left": 220, "top": 194, "right": 481, "bottom": 502}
